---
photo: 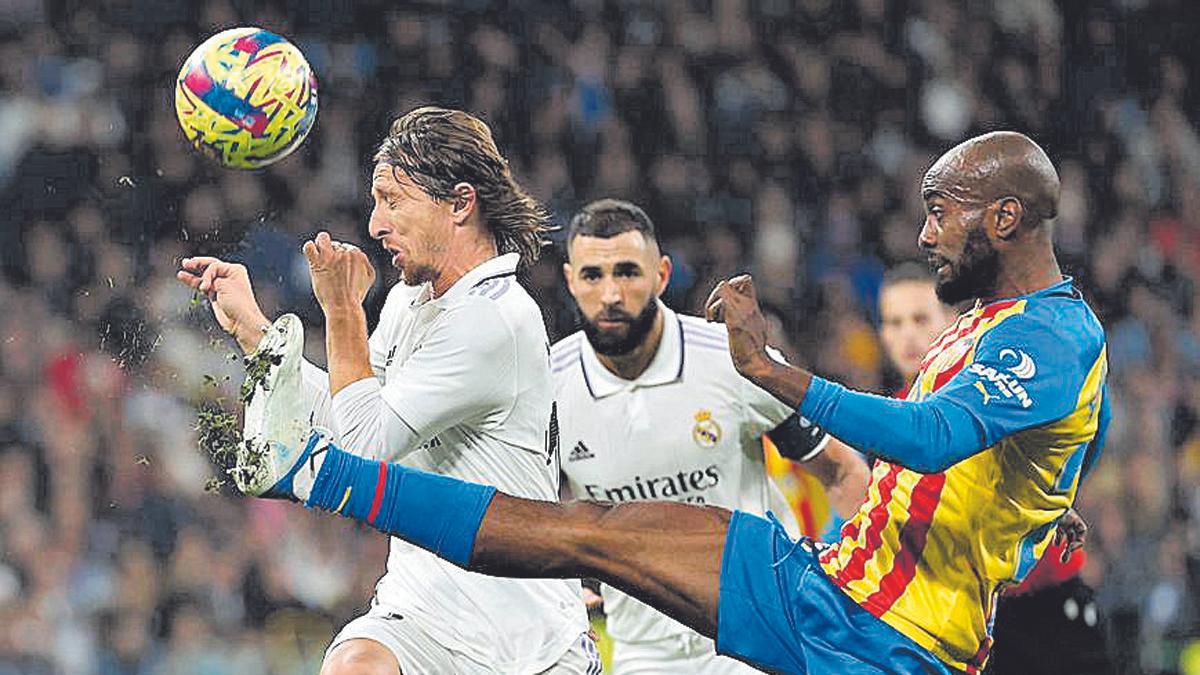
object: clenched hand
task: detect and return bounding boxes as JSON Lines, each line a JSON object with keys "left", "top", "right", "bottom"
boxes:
{"left": 303, "top": 231, "right": 377, "bottom": 315}
{"left": 705, "top": 275, "right": 772, "bottom": 379}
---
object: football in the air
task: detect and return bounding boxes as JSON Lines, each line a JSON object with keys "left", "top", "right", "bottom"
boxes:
{"left": 174, "top": 27, "right": 318, "bottom": 169}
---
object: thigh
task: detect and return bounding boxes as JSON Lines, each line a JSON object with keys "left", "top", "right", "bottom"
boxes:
{"left": 613, "top": 635, "right": 765, "bottom": 675}
{"left": 324, "top": 611, "right": 457, "bottom": 675}
{"left": 716, "top": 512, "right": 954, "bottom": 675}
{"left": 475, "top": 498, "right": 732, "bottom": 638}
{"left": 695, "top": 644, "right": 767, "bottom": 675}
{"left": 610, "top": 638, "right": 687, "bottom": 675}
{"left": 537, "top": 633, "right": 603, "bottom": 675}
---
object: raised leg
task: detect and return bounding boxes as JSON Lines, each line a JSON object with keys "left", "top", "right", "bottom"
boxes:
{"left": 472, "top": 496, "right": 731, "bottom": 636}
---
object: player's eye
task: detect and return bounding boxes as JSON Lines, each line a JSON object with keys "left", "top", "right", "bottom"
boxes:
{"left": 580, "top": 269, "right": 601, "bottom": 281}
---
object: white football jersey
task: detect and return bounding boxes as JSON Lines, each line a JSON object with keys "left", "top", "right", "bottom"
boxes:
{"left": 299, "top": 253, "right": 587, "bottom": 673}
{"left": 552, "top": 303, "right": 803, "bottom": 644}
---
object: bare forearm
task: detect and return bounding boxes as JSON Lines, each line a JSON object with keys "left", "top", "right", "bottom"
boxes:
{"left": 814, "top": 438, "right": 871, "bottom": 519}
{"left": 324, "top": 307, "right": 374, "bottom": 396}
{"left": 744, "top": 355, "right": 813, "bottom": 409}
{"left": 235, "top": 316, "right": 270, "bottom": 354}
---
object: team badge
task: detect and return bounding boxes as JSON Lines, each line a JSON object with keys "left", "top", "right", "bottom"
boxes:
{"left": 692, "top": 409, "right": 722, "bottom": 448}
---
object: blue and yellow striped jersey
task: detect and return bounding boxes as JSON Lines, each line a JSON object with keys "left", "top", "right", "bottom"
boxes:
{"left": 801, "top": 278, "right": 1109, "bottom": 672}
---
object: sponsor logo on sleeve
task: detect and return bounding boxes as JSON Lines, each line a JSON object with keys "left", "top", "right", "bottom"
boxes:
{"left": 968, "top": 348, "right": 1036, "bottom": 408}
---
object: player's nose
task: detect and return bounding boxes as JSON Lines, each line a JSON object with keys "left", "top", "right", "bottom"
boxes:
{"left": 918, "top": 215, "right": 937, "bottom": 250}
{"left": 367, "top": 208, "right": 390, "bottom": 240}
{"left": 599, "top": 277, "right": 622, "bottom": 305}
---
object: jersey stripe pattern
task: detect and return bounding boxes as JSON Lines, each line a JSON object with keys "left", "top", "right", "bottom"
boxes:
{"left": 816, "top": 280, "right": 1108, "bottom": 672}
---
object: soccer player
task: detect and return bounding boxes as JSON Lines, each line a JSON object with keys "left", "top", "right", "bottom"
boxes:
{"left": 177, "top": 108, "right": 596, "bottom": 674}
{"left": 877, "top": 263, "right": 958, "bottom": 398}
{"left": 875, "top": 265, "right": 1109, "bottom": 673}
{"left": 237, "top": 131, "right": 1108, "bottom": 674}
{"left": 553, "top": 198, "right": 869, "bottom": 673}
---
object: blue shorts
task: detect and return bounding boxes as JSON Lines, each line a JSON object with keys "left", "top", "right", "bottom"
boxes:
{"left": 716, "top": 511, "right": 956, "bottom": 675}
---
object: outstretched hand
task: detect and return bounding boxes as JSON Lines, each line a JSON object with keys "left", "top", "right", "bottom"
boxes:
{"left": 705, "top": 275, "right": 772, "bottom": 379}
{"left": 177, "top": 256, "right": 270, "bottom": 353}
{"left": 303, "top": 232, "right": 377, "bottom": 315}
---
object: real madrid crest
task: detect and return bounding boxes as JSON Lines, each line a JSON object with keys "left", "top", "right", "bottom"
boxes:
{"left": 692, "top": 409, "right": 722, "bottom": 448}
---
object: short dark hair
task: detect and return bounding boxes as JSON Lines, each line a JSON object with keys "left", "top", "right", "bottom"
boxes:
{"left": 567, "top": 199, "right": 657, "bottom": 247}
{"left": 882, "top": 261, "right": 936, "bottom": 290}
{"left": 374, "top": 106, "right": 549, "bottom": 267}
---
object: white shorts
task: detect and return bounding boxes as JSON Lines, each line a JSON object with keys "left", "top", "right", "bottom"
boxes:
{"left": 327, "top": 607, "right": 601, "bottom": 674}
{"left": 611, "top": 632, "right": 763, "bottom": 674}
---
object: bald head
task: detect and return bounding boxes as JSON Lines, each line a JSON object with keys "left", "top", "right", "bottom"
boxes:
{"left": 922, "top": 131, "right": 1060, "bottom": 222}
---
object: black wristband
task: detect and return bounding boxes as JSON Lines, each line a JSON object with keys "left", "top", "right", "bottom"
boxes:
{"left": 767, "top": 413, "right": 830, "bottom": 462}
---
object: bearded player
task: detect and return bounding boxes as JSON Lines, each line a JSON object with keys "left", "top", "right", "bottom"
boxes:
{"left": 178, "top": 107, "right": 595, "bottom": 674}
{"left": 234, "top": 131, "right": 1108, "bottom": 673}
{"left": 873, "top": 263, "right": 1107, "bottom": 672}
{"left": 554, "top": 198, "right": 869, "bottom": 673}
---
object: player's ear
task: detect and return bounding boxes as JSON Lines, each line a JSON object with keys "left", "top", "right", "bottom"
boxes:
{"left": 655, "top": 254, "right": 672, "bottom": 297}
{"left": 994, "top": 197, "right": 1023, "bottom": 240}
{"left": 450, "top": 182, "right": 477, "bottom": 225}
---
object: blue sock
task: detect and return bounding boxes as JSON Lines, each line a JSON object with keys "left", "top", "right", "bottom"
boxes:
{"left": 305, "top": 443, "right": 497, "bottom": 568}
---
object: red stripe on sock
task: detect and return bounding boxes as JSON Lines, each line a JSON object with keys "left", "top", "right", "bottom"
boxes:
{"left": 367, "top": 463, "right": 388, "bottom": 524}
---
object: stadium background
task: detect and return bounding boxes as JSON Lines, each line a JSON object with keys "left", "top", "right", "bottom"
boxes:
{"left": 0, "top": 0, "right": 1198, "bottom": 673}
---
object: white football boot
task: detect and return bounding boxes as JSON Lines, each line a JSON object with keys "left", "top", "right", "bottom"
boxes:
{"left": 235, "top": 313, "right": 330, "bottom": 499}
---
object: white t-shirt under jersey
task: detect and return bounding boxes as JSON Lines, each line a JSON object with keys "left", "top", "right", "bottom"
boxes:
{"left": 298, "top": 253, "right": 587, "bottom": 673}
{"left": 552, "top": 303, "right": 804, "bottom": 644}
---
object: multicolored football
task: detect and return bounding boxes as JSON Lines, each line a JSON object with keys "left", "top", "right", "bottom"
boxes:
{"left": 174, "top": 27, "right": 318, "bottom": 169}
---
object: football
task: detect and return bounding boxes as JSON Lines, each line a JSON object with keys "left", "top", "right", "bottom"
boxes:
{"left": 174, "top": 27, "right": 318, "bottom": 169}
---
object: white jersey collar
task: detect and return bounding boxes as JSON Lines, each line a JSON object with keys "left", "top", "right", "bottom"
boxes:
{"left": 410, "top": 252, "right": 521, "bottom": 308}
{"left": 580, "top": 301, "right": 685, "bottom": 399}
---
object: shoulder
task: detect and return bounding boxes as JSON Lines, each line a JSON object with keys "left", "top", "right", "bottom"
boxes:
{"left": 454, "top": 274, "right": 543, "bottom": 332}
{"left": 441, "top": 292, "right": 521, "bottom": 353}
{"left": 983, "top": 293, "right": 1106, "bottom": 371}
{"left": 677, "top": 314, "right": 732, "bottom": 356}
{"left": 550, "top": 332, "right": 586, "bottom": 379}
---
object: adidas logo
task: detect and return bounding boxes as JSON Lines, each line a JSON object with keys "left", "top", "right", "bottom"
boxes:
{"left": 567, "top": 441, "right": 594, "bottom": 462}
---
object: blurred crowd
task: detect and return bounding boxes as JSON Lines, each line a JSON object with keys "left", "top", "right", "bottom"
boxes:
{"left": 0, "top": 0, "right": 1198, "bottom": 673}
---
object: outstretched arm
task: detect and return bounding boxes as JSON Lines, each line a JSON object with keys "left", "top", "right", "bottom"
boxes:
{"left": 177, "top": 256, "right": 271, "bottom": 353}
{"left": 709, "top": 275, "right": 1099, "bottom": 473}
{"left": 179, "top": 256, "right": 334, "bottom": 423}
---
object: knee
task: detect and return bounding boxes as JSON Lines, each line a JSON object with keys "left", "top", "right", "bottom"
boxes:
{"left": 321, "top": 640, "right": 401, "bottom": 675}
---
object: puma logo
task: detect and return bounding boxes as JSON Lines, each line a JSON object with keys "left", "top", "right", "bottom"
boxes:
{"left": 974, "top": 381, "right": 995, "bottom": 405}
